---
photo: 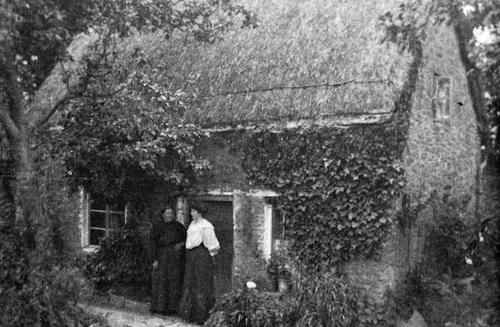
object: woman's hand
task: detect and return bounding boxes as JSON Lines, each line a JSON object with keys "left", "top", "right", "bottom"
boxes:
{"left": 174, "top": 242, "right": 185, "bottom": 251}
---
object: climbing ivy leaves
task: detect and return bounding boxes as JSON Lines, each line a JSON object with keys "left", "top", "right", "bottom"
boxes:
{"left": 242, "top": 125, "right": 405, "bottom": 267}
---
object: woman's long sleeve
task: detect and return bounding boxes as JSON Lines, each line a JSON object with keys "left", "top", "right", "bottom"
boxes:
{"left": 202, "top": 226, "right": 220, "bottom": 256}
{"left": 148, "top": 226, "right": 158, "bottom": 262}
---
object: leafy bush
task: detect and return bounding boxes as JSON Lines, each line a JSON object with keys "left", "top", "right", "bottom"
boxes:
{"left": 0, "top": 216, "right": 106, "bottom": 327}
{"left": 0, "top": 158, "right": 108, "bottom": 327}
{"left": 206, "top": 288, "right": 294, "bottom": 327}
{"left": 292, "top": 268, "right": 390, "bottom": 327}
{"left": 85, "top": 223, "right": 150, "bottom": 290}
{"left": 387, "top": 190, "right": 500, "bottom": 327}
{"left": 423, "top": 197, "right": 472, "bottom": 278}
{"left": 207, "top": 265, "right": 391, "bottom": 327}
{"left": 266, "top": 252, "right": 292, "bottom": 279}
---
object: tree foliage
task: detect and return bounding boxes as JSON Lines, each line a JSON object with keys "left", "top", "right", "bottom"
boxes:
{"left": 1, "top": 1, "right": 257, "bottom": 326}
{"left": 43, "top": 46, "right": 212, "bottom": 199}
{"left": 1, "top": 0, "right": 257, "bottom": 204}
{"left": 378, "top": 0, "right": 500, "bottom": 155}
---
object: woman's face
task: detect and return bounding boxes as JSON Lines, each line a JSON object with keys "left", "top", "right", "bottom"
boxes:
{"left": 191, "top": 209, "right": 202, "bottom": 221}
{"left": 162, "top": 208, "right": 174, "bottom": 222}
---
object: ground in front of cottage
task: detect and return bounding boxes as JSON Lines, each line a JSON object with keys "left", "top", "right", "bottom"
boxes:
{"left": 83, "top": 304, "right": 199, "bottom": 327}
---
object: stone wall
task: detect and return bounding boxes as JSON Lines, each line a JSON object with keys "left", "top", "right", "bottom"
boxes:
{"left": 400, "top": 22, "right": 479, "bottom": 272}
{"left": 232, "top": 193, "right": 273, "bottom": 290}
{"left": 405, "top": 23, "right": 479, "bottom": 215}
{"left": 345, "top": 24, "right": 480, "bottom": 303}
{"left": 193, "top": 131, "right": 251, "bottom": 192}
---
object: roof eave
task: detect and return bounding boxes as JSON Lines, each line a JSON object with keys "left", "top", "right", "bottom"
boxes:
{"left": 203, "top": 106, "right": 395, "bottom": 133}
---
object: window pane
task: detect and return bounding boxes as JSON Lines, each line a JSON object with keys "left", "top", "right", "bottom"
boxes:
{"left": 109, "top": 213, "right": 125, "bottom": 230}
{"left": 90, "top": 211, "right": 106, "bottom": 228}
{"left": 90, "top": 197, "right": 107, "bottom": 211}
{"left": 272, "top": 209, "right": 285, "bottom": 252}
{"left": 444, "top": 99, "right": 450, "bottom": 117}
{"left": 89, "top": 228, "right": 106, "bottom": 246}
{"left": 433, "top": 77, "right": 451, "bottom": 119}
{"left": 437, "top": 78, "right": 450, "bottom": 99}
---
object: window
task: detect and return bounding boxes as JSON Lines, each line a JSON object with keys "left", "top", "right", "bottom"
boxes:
{"left": 432, "top": 76, "right": 451, "bottom": 120}
{"left": 272, "top": 207, "right": 286, "bottom": 254}
{"left": 81, "top": 192, "right": 128, "bottom": 248}
{"left": 263, "top": 200, "right": 285, "bottom": 260}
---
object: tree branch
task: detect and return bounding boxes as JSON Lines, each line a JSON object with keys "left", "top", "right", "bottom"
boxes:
{"left": 32, "top": 86, "right": 126, "bottom": 130}
{"left": 31, "top": 95, "right": 75, "bottom": 129}
{"left": 200, "top": 79, "right": 391, "bottom": 98}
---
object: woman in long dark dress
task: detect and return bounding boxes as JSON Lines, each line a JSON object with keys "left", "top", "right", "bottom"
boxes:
{"left": 179, "top": 203, "right": 220, "bottom": 325}
{"left": 149, "top": 207, "right": 186, "bottom": 315}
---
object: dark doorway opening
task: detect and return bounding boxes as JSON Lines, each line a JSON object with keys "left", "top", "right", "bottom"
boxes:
{"left": 190, "top": 198, "right": 234, "bottom": 296}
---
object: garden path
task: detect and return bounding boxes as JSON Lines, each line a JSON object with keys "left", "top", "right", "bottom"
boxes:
{"left": 83, "top": 304, "right": 199, "bottom": 327}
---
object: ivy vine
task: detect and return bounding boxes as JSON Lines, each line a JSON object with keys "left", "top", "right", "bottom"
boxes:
{"left": 242, "top": 123, "right": 407, "bottom": 267}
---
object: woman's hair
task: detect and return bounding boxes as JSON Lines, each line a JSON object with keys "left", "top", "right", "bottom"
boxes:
{"left": 190, "top": 202, "right": 208, "bottom": 215}
{"left": 160, "top": 206, "right": 175, "bottom": 216}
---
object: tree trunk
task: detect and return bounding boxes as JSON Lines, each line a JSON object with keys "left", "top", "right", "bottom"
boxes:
{"left": 451, "top": 13, "right": 488, "bottom": 232}
{"left": 0, "top": 51, "right": 34, "bottom": 224}
{"left": 10, "top": 130, "right": 33, "bottom": 221}
{"left": 452, "top": 16, "right": 490, "bottom": 147}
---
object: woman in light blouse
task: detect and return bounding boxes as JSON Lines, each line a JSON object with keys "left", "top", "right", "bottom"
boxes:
{"left": 179, "top": 202, "right": 220, "bottom": 325}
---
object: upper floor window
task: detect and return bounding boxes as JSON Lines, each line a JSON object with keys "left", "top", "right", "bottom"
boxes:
{"left": 432, "top": 76, "right": 451, "bottom": 120}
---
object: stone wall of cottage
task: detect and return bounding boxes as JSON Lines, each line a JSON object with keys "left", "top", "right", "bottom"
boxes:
{"left": 399, "top": 22, "right": 479, "bottom": 272}
{"left": 232, "top": 193, "right": 273, "bottom": 290}
{"left": 193, "top": 131, "right": 251, "bottom": 192}
{"left": 345, "top": 24, "right": 480, "bottom": 303}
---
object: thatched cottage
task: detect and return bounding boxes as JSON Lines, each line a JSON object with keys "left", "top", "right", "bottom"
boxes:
{"left": 14, "top": 0, "right": 480, "bottom": 300}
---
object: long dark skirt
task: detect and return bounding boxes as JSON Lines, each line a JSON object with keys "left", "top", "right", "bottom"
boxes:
{"left": 151, "top": 245, "right": 185, "bottom": 313}
{"left": 179, "top": 245, "right": 215, "bottom": 324}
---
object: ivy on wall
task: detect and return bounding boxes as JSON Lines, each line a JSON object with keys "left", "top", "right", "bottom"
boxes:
{"left": 242, "top": 123, "right": 407, "bottom": 267}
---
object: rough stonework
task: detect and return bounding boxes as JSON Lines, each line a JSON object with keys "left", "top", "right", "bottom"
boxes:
{"left": 232, "top": 193, "right": 271, "bottom": 290}
{"left": 404, "top": 24, "right": 479, "bottom": 213}
{"left": 345, "top": 23, "right": 478, "bottom": 297}
{"left": 193, "top": 133, "right": 250, "bottom": 192}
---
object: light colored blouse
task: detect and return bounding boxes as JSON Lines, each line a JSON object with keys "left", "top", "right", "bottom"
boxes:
{"left": 185, "top": 217, "right": 220, "bottom": 256}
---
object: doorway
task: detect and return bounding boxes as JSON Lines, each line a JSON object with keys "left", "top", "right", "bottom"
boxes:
{"left": 191, "top": 198, "right": 234, "bottom": 296}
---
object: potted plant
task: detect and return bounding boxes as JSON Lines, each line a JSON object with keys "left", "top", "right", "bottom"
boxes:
{"left": 266, "top": 253, "right": 292, "bottom": 292}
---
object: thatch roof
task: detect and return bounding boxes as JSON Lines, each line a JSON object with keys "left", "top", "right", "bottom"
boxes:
{"left": 31, "top": 0, "right": 413, "bottom": 129}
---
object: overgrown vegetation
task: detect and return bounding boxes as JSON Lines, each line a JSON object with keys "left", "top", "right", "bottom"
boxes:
{"left": 206, "top": 267, "right": 390, "bottom": 327}
{"left": 387, "top": 186, "right": 499, "bottom": 327}
{"left": 84, "top": 223, "right": 150, "bottom": 292}
{"left": 0, "top": 161, "right": 106, "bottom": 327}
{"left": 1, "top": 2, "right": 257, "bottom": 325}
{"left": 242, "top": 124, "right": 406, "bottom": 267}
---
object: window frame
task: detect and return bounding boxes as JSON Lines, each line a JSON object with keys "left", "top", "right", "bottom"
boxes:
{"left": 81, "top": 191, "right": 128, "bottom": 251}
{"left": 271, "top": 206, "right": 286, "bottom": 255}
{"left": 88, "top": 204, "right": 128, "bottom": 246}
{"left": 431, "top": 76, "right": 452, "bottom": 120}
